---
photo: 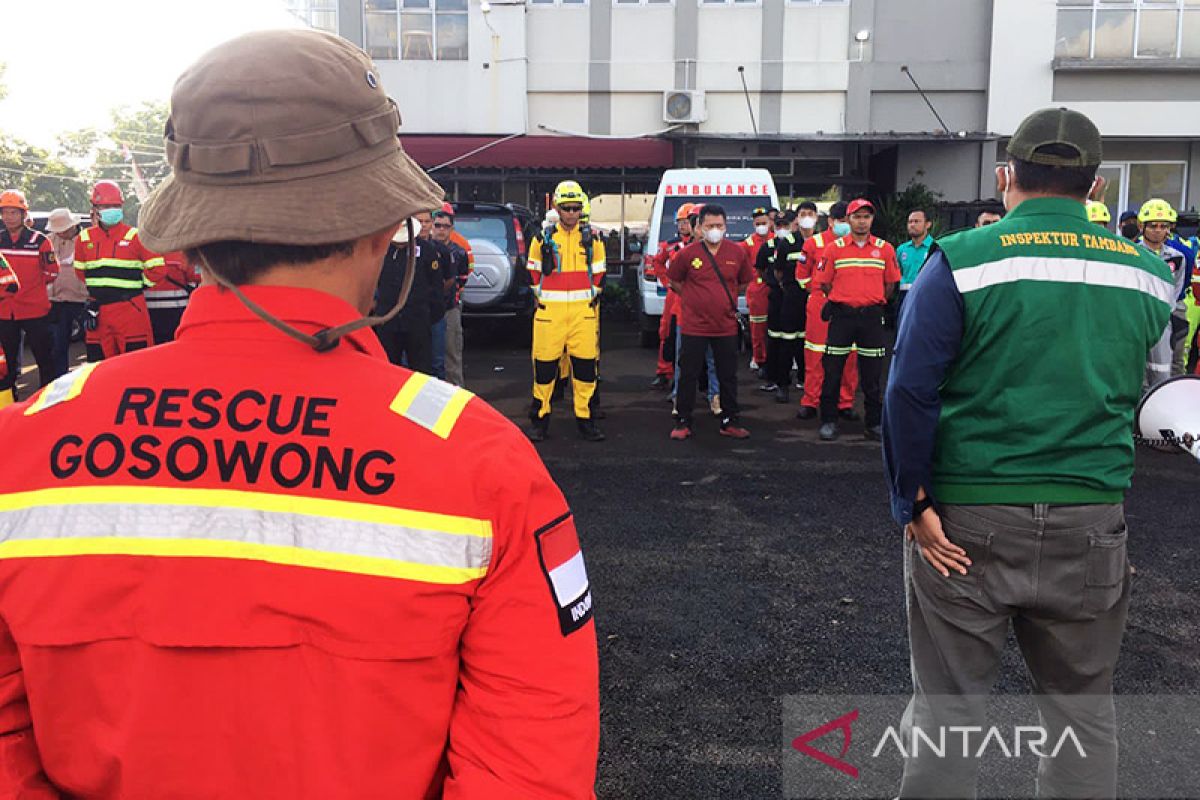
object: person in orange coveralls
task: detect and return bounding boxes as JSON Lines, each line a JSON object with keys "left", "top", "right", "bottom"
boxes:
{"left": 0, "top": 29, "right": 598, "bottom": 800}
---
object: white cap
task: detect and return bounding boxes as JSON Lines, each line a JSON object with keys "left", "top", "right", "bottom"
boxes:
{"left": 47, "top": 208, "right": 76, "bottom": 233}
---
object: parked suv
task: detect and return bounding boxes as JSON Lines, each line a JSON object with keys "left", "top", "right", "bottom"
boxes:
{"left": 452, "top": 201, "right": 537, "bottom": 319}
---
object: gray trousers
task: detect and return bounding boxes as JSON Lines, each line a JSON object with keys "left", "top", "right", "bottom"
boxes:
{"left": 902, "top": 503, "right": 1130, "bottom": 799}
{"left": 444, "top": 306, "right": 464, "bottom": 386}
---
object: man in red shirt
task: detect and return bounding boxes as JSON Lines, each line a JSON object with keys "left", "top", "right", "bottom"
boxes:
{"left": 666, "top": 203, "right": 755, "bottom": 440}
{"left": 814, "top": 198, "right": 900, "bottom": 441}
{"left": 0, "top": 189, "right": 60, "bottom": 401}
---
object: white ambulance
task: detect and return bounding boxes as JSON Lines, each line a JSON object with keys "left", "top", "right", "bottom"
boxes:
{"left": 636, "top": 168, "right": 780, "bottom": 346}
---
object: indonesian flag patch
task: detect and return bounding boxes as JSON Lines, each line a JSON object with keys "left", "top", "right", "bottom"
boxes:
{"left": 535, "top": 513, "right": 593, "bottom": 636}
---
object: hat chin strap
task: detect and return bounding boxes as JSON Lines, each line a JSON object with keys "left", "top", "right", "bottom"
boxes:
{"left": 197, "top": 218, "right": 417, "bottom": 353}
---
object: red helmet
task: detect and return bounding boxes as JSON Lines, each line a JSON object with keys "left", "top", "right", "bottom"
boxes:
{"left": 0, "top": 190, "right": 29, "bottom": 212}
{"left": 440, "top": 202, "right": 455, "bottom": 216}
{"left": 91, "top": 180, "right": 124, "bottom": 206}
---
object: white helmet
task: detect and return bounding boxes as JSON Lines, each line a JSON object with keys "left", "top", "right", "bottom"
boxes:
{"left": 1135, "top": 375, "right": 1200, "bottom": 461}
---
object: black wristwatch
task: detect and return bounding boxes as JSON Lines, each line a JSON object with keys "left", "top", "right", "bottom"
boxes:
{"left": 912, "top": 495, "right": 935, "bottom": 520}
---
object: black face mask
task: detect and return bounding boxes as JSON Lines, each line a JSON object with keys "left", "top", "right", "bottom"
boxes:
{"left": 1120, "top": 222, "right": 1140, "bottom": 240}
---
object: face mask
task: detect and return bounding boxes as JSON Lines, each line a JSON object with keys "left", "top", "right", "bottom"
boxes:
{"left": 798, "top": 216, "right": 816, "bottom": 231}
{"left": 704, "top": 228, "right": 724, "bottom": 245}
{"left": 1120, "top": 222, "right": 1139, "bottom": 240}
{"left": 832, "top": 222, "right": 851, "bottom": 237}
{"left": 98, "top": 208, "right": 123, "bottom": 226}
{"left": 754, "top": 224, "right": 769, "bottom": 237}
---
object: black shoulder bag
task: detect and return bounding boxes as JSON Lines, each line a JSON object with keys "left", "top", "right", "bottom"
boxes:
{"left": 701, "top": 245, "right": 748, "bottom": 352}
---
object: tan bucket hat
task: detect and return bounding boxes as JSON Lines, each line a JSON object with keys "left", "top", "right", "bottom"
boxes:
{"left": 139, "top": 29, "right": 443, "bottom": 253}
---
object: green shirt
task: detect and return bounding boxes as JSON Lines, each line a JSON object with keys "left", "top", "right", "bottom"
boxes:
{"left": 896, "top": 235, "right": 934, "bottom": 289}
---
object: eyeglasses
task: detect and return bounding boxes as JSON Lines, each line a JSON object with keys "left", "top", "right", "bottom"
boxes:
{"left": 558, "top": 205, "right": 583, "bottom": 213}
{"left": 433, "top": 222, "right": 452, "bottom": 228}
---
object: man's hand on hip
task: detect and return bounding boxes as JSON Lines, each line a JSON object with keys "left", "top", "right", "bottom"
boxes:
{"left": 906, "top": 508, "right": 971, "bottom": 578}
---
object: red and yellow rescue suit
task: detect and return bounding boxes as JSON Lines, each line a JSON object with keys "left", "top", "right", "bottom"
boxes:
{"left": 527, "top": 224, "right": 606, "bottom": 421}
{"left": 74, "top": 222, "right": 165, "bottom": 361}
{"left": 797, "top": 231, "right": 858, "bottom": 411}
{"left": 651, "top": 234, "right": 691, "bottom": 378}
{"left": 0, "top": 286, "right": 599, "bottom": 798}
{"left": 743, "top": 232, "right": 773, "bottom": 367}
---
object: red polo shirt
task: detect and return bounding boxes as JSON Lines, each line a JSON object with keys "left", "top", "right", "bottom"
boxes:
{"left": 816, "top": 235, "right": 901, "bottom": 307}
{"left": 0, "top": 227, "right": 57, "bottom": 320}
{"left": 666, "top": 239, "right": 754, "bottom": 337}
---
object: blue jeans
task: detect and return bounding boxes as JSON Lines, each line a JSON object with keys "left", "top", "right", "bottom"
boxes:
{"left": 48, "top": 302, "right": 83, "bottom": 378}
{"left": 431, "top": 317, "right": 447, "bottom": 380}
{"left": 671, "top": 325, "right": 718, "bottom": 400}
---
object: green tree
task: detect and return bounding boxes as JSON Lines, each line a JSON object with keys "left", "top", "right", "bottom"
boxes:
{"left": 85, "top": 102, "right": 170, "bottom": 224}
{"left": 875, "top": 181, "right": 945, "bottom": 245}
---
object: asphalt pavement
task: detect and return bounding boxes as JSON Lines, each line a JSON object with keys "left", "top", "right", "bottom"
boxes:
{"left": 464, "top": 316, "right": 1199, "bottom": 800}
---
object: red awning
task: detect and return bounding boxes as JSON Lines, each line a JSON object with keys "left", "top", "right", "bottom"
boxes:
{"left": 399, "top": 135, "right": 673, "bottom": 170}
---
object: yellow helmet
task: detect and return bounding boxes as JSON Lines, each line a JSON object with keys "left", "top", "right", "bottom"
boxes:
{"left": 1085, "top": 200, "right": 1110, "bottom": 224}
{"left": 580, "top": 195, "right": 591, "bottom": 221}
{"left": 553, "top": 180, "right": 586, "bottom": 206}
{"left": 1138, "top": 198, "right": 1177, "bottom": 224}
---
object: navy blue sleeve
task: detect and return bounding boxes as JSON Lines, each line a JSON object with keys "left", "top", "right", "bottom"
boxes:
{"left": 882, "top": 249, "right": 964, "bottom": 526}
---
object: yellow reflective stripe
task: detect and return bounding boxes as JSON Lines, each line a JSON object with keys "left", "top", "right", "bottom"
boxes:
{"left": 24, "top": 363, "right": 98, "bottom": 416}
{"left": 748, "top": 314, "right": 768, "bottom": 323}
{"left": 144, "top": 257, "right": 165, "bottom": 268}
{"left": 798, "top": 278, "right": 811, "bottom": 287}
{"left": 79, "top": 228, "right": 91, "bottom": 243}
{"left": 389, "top": 372, "right": 474, "bottom": 440}
{"left": 0, "top": 537, "right": 485, "bottom": 584}
{"left": 537, "top": 289, "right": 596, "bottom": 302}
{"left": 79, "top": 258, "right": 148, "bottom": 269}
{"left": 804, "top": 341, "right": 826, "bottom": 353}
{"left": 122, "top": 227, "right": 139, "bottom": 241}
{"left": 833, "top": 259, "right": 886, "bottom": 269}
{"left": 0, "top": 485, "right": 493, "bottom": 539}
{"left": 84, "top": 278, "right": 148, "bottom": 289}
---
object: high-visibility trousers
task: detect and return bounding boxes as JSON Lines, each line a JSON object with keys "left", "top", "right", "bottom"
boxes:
{"left": 747, "top": 278, "right": 769, "bottom": 366}
{"left": 657, "top": 290, "right": 680, "bottom": 377}
{"left": 86, "top": 295, "right": 153, "bottom": 362}
{"left": 532, "top": 300, "right": 599, "bottom": 420}
{"left": 801, "top": 290, "right": 856, "bottom": 410}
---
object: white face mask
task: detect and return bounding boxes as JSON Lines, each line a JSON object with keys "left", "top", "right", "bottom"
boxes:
{"left": 754, "top": 224, "right": 769, "bottom": 237}
{"left": 798, "top": 216, "right": 816, "bottom": 230}
{"left": 704, "top": 228, "right": 724, "bottom": 245}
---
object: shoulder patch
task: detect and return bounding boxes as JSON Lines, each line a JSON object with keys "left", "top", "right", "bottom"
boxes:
{"left": 123, "top": 227, "right": 139, "bottom": 242}
{"left": 24, "top": 363, "right": 99, "bottom": 416}
{"left": 79, "top": 229, "right": 91, "bottom": 243}
{"left": 534, "top": 512, "right": 593, "bottom": 636}
{"left": 388, "top": 372, "right": 474, "bottom": 439}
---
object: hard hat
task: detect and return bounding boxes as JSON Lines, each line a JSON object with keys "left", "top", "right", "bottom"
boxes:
{"left": 580, "top": 195, "right": 591, "bottom": 220}
{"left": 675, "top": 203, "right": 694, "bottom": 222}
{"left": 91, "top": 180, "right": 124, "bottom": 206}
{"left": 440, "top": 201, "right": 454, "bottom": 216}
{"left": 1135, "top": 375, "right": 1200, "bottom": 461}
{"left": 0, "top": 190, "right": 29, "bottom": 212}
{"left": 552, "top": 180, "right": 586, "bottom": 206}
{"left": 1137, "top": 198, "right": 1177, "bottom": 224}
{"left": 1085, "top": 200, "right": 1111, "bottom": 224}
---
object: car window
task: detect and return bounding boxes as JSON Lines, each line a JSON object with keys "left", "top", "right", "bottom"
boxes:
{"left": 657, "top": 196, "right": 770, "bottom": 244}
{"left": 454, "top": 214, "right": 512, "bottom": 253}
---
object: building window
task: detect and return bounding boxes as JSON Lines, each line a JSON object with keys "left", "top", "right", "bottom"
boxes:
{"left": 1055, "top": 0, "right": 1200, "bottom": 60}
{"left": 699, "top": 0, "right": 760, "bottom": 6}
{"left": 530, "top": 0, "right": 588, "bottom": 6}
{"left": 1095, "top": 161, "right": 1188, "bottom": 220}
{"left": 364, "top": 0, "right": 468, "bottom": 60}
{"left": 286, "top": 0, "right": 339, "bottom": 33}
{"left": 614, "top": 0, "right": 673, "bottom": 5}
{"left": 785, "top": 0, "right": 849, "bottom": 5}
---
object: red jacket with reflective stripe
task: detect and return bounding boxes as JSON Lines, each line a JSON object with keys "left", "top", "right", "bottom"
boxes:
{"left": 0, "top": 286, "right": 599, "bottom": 799}
{"left": 0, "top": 227, "right": 57, "bottom": 320}
{"left": 145, "top": 251, "right": 199, "bottom": 309}
{"left": 74, "top": 222, "right": 165, "bottom": 304}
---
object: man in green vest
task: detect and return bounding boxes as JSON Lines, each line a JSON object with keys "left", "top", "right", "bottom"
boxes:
{"left": 882, "top": 107, "right": 1173, "bottom": 799}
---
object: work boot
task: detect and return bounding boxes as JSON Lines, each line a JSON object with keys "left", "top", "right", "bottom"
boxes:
{"left": 650, "top": 375, "right": 670, "bottom": 390}
{"left": 795, "top": 405, "right": 817, "bottom": 420}
{"left": 864, "top": 424, "right": 883, "bottom": 441}
{"left": 670, "top": 420, "right": 692, "bottom": 441}
{"left": 774, "top": 386, "right": 790, "bottom": 404}
{"left": 758, "top": 382, "right": 779, "bottom": 393}
{"left": 527, "top": 416, "right": 549, "bottom": 442}
{"left": 819, "top": 422, "right": 839, "bottom": 441}
{"left": 838, "top": 408, "right": 861, "bottom": 422}
{"left": 577, "top": 418, "right": 606, "bottom": 442}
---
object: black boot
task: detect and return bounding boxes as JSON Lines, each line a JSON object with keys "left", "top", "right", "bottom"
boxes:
{"left": 577, "top": 418, "right": 606, "bottom": 442}
{"left": 774, "top": 386, "right": 790, "bottom": 404}
{"left": 528, "top": 416, "right": 549, "bottom": 442}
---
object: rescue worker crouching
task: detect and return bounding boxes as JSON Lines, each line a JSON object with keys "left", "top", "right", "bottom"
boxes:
{"left": 0, "top": 30, "right": 599, "bottom": 798}
{"left": 526, "top": 180, "right": 607, "bottom": 442}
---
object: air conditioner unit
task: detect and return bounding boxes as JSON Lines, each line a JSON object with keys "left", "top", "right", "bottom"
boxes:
{"left": 663, "top": 90, "right": 707, "bottom": 124}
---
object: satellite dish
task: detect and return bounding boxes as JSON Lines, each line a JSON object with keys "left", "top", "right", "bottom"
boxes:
{"left": 1135, "top": 375, "right": 1200, "bottom": 461}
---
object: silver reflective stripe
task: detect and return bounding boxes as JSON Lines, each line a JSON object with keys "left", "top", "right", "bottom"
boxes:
{"left": 405, "top": 378, "right": 459, "bottom": 431}
{"left": 953, "top": 256, "right": 1175, "bottom": 306}
{"left": 0, "top": 502, "right": 492, "bottom": 576}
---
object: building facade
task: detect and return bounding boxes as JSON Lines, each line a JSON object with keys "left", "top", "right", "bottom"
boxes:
{"left": 293, "top": 0, "right": 1198, "bottom": 220}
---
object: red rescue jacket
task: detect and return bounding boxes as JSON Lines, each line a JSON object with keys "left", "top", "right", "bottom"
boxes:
{"left": 0, "top": 286, "right": 599, "bottom": 799}
{"left": 0, "top": 227, "right": 57, "bottom": 320}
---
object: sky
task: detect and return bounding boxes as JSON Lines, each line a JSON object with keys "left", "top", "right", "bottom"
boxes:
{"left": 1, "top": 0, "right": 303, "bottom": 151}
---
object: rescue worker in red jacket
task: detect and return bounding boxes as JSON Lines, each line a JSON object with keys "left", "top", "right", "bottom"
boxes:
{"left": 0, "top": 189, "right": 59, "bottom": 400}
{"left": 650, "top": 202, "right": 694, "bottom": 388}
{"left": 743, "top": 206, "right": 774, "bottom": 375}
{"left": 796, "top": 201, "right": 858, "bottom": 420}
{"left": 145, "top": 250, "right": 200, "bottom": 344}
{"left": 0, "top": 29, "right": 598, "bottom": 799}
{"left": 74, "top": 181, "right": 165, "bottom": 361}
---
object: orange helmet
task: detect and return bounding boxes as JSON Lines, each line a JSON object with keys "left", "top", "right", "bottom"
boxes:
{"left": 0, "top": 190, "right": 29, "bottom": 212}
{"left": 91, "top": 180, "right": 124, "bottom": 206}
{"left": 675, "top": 203, "right": 694, "bottom": 222}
